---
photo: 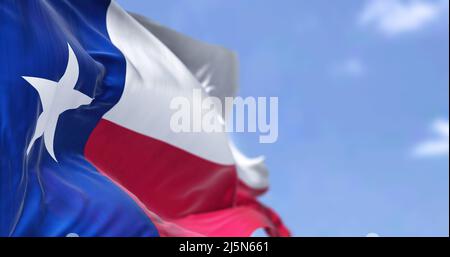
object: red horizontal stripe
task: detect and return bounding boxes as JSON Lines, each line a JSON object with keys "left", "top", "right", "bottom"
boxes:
{"left": 85, "top": 119, "right": 237, "bottom": 219}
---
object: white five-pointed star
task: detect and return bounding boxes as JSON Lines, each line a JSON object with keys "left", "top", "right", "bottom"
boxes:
{"left": 23, "top": 43, "right": 93, "bottom": 162}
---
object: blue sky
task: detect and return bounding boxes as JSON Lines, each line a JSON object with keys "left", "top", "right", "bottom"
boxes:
{"left": 117, "top": 0, "right": 449, "bottom": 236}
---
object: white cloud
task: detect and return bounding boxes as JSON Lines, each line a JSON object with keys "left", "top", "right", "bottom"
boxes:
{"left": 359, "top": 0, "right": 448, "bottom": 36}
{"left": 342, "top": 58, "right": 365, "bottom": 76}
{"left": 413, "top": 119, "right": 449, "bottom": 157}
{"left": 333, "top": 58, "right": 366, "bottom": 77}
{"left": 366, "top": 232, "right": 380, "bottom": 237}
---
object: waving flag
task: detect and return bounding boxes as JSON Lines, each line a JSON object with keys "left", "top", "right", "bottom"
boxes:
{"left": 0, "top": 0, "right": 289, "bottom": 237}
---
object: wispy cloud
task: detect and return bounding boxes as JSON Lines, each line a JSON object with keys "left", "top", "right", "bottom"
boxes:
{"left": 332, "top": 58, "right": 366, "bottom": 78}
{"left": 413, "top": 119, "right": 449, "bottom": 157}
{"left": 359, "top": 0, "right": 448, "bottom": 36}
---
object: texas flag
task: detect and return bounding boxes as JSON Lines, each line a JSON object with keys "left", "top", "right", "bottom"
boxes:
{"left": 0, "top": 0, "right": 289, "bottom": 237}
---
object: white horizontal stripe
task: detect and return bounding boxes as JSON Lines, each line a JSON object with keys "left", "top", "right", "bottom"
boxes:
{"left": 104, "top": 1, "right": 234, "bottom": 165}
{"left": 229, "top": 143, "right": 269, "bottom": 190}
